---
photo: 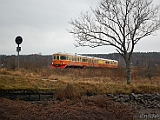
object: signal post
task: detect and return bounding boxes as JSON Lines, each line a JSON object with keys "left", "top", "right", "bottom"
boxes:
{"left": 15, "top": 36, "right": 23, "bottom": 70}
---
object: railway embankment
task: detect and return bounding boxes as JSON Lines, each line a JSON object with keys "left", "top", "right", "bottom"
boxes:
{"left": 107, "top": 93, "right": 160, "bottom": 109}
{"left": 0, "top": 90, "right": 55, "bottom": 101}
{"left": 1, "top": 89, "right": 160, "bottom": 109}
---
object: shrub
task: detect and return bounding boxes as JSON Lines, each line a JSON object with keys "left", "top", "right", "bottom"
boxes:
{"left": 55, "top": 84, "right": 81, "bottom": 100}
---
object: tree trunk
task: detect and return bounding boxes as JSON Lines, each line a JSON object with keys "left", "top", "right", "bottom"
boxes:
{"left": 126, "top": 60, "right": 131, "bottom": 84}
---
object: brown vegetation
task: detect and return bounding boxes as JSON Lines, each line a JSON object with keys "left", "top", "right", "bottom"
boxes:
{"left": 0, "top": 95, "right": 134, "bottom": 120}
{"left": 0, "top": 66, "right": 160, "bottom": 94}
{"left": 0, "top": 67, "right": 159, "bottom": 119}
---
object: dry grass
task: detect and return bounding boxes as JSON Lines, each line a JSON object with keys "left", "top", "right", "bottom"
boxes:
{"left": 0, "top": 67, "right": 160, "bottom": 95}
{"left": 0, "top": 95, "right": 135, "bottom": 120}
{"left": 0, "top": 67, "right": 159, "bottom": 119}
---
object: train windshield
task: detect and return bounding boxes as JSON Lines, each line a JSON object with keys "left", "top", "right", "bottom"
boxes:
{"left": 53, "top": 55, "right": 60, "bottom": 60}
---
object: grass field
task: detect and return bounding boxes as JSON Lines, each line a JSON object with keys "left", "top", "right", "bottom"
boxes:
{"left": 0, "top": 67, "right": 160, "bottom": 97}
{"left": 0, "top": 67, "right": 159, "bottom": 119}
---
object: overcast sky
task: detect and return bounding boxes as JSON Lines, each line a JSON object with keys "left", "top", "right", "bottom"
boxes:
{"left": 0, "top": 0, "right": 160, "bottom": 55}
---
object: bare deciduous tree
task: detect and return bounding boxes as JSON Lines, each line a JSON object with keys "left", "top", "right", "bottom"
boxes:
{"left": 69, "top": 0, "right": 160, "bottom": 84}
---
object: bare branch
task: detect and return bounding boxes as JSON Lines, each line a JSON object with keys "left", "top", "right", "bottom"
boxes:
{"left": 69, "top": 0, "right": 160, "bottom": 59}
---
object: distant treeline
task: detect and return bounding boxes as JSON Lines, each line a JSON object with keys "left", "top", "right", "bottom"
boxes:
{"left": 0, "top": 54, "right": 52, "bottom": 69}
{"left": 0, "top": 52, "right": 160, "bottom": 69}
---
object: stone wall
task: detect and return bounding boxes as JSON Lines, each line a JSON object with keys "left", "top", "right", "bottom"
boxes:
{"left": 107, "top": 93, "right": 160, "bottom": 109}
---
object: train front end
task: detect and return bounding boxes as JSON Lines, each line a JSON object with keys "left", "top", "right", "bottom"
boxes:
{"left": 51, "top": 53, "right": 69, "bottom": 68}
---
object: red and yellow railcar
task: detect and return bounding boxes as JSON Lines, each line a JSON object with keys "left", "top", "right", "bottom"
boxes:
{"left": 51, "top": 53, "right": 118, "bottom": 68}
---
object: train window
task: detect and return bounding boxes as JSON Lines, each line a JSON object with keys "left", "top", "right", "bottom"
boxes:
{"left": 68, "top": 56, "right": 71, "bottom": 61}
{"left": 53, "top": 55, "right": 56, "bottom": 60}
{"left": 107, "top": 61, "right": 110, "bottom": 64}
{"left": 54, "top": 55, "right": 59, "bottom": 60}
{"left": 53, "top": 55, "right": 59, "bottom": 60}
{"left": 82, "top": 58, "right": 86, "bottom": 62}
{"left": 57, "top": 56, "right": 60, "bottom": 60}
{"left": 60, "top": 56, "right": 67, "bottom": 60}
